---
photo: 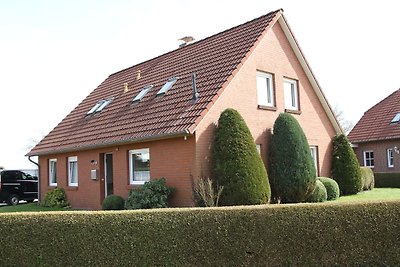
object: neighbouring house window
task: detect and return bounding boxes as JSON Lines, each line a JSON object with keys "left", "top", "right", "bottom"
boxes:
{"left": 363, "top": 151, "right": 374, "bottom": 168}
{"left": 157, "top": 77, "right": 178, "bottom": 95}
{"left": 256, "top": 144, "right": 261, "bottom": 154}
{"left": 283, "top": 78, "right": 299, "bottom": 111}
{"left": 86, "top": 98, "right": 113, "bottom": 115}
{"left": 391, "top": 112, "right": 400, "bottom": 123}
{"left": 129, "top": 148, "right": 150, "bottom": 184}
{"left": 387, "top": 148, "right": 394, "bottom": 168}
{"left": 310, "top": 146, "right": 318, "bottom": 175}
{"left": 256, "top": 71, "right": 274, "bottom": 107}
{"left": 68, "top": 156, "right": 78, "bottom": 186}
{"left": 49, "top": 159, "right": 57, "bottom": 186}
{"left": 133, "top": 85, "right": 153, "bottom": 102}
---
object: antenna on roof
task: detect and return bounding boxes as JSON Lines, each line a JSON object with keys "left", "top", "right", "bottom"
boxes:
{"left": 179, "top": 36, "right": 195, "bottom": 48}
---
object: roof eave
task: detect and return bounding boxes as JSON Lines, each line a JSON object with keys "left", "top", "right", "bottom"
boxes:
{"left": 278, "top": 15, "right": 343, "bottom": 135}
{"left": 26, "top": 130, "right": 192, "bottom": 157}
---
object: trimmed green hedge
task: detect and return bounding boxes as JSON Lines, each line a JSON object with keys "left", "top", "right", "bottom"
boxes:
{"left": 374, "top": 172, "right": 400, "bottom": 188}
{"left": 0, "top": 202, "right": 399, "bottom": 266}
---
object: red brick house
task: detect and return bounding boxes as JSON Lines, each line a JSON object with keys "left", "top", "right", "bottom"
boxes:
{"left": 348, "top": 89, "right": 400, "bottom": 173}
{"left": 28, "top": 9, "right": 341, "bottom": 209}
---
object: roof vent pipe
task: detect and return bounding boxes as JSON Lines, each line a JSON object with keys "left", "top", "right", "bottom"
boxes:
{"left": 191, "top": 73, "right": 199, "bottom": 102}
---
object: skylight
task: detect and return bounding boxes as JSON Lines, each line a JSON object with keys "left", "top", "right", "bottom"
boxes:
{"left": 391, "top": 112, "right": 400, "bottom": 123}
{"left": 157, "top": 77, "right": 178, "bottom": 95}
{"left": 133, "top": 85, "right": 153, "bottom": 102}
{"left": 86, "top": 98, "right": 112, "bottom": 115}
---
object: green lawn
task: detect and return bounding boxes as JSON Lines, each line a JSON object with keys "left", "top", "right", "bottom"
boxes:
{"left": 336, "top": 188, "right": 400, "bottom": 202}
{"left": 0, "top": 202, "right": 71, "bottom": 213}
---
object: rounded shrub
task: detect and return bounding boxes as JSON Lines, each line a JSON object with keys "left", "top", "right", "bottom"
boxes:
{"left": 331, "top": 134, "right": 362, "bottom": 195}
{"left": 125, "top": 178, "right": 174, "bottom": 209}
{"left": 269, "top": 113, "right": 316, "bottom": 203}
{"left": 102, "top": 195, "right": 125, "bottom": 210}
{"left": 41, "top": 188, "right": 70, "bottom": 208}
{"left": 317, "top": 177, "right": 340, "bottom": 201}
{"left": 360, "top": 167, "right": 375, "bottom": 190}
{"left": 212, "top": 108, "right": 271, "bottom": 206}
{"left": 305, "top": 180, "right": 327, "bottom": 202}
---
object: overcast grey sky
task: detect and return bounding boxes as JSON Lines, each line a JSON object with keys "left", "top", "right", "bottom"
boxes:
{"left": 1, "top": 0, "right": 399, "bottom": 169}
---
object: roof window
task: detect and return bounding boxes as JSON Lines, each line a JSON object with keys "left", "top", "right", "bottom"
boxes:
{"left": 391, "top": 112, "right": 400, "bottom": 123}
{"left": 86, "top": 98, "right": 112, "bottom": 115}
{"left": 133, "top": 85, "right": 153, "bottom": 102}
{"left": 157, "top": 77, "right": 178, "bottom": 95}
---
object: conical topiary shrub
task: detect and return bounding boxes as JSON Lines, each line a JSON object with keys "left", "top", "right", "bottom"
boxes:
{"left": 212, "top": 108, "right": 271, "bottom": 206}
{"left": 331, "top": 134, "right": 362, "bottom": 195}
{"left": 269, "top": 113, "right": 316, "bottom": 203}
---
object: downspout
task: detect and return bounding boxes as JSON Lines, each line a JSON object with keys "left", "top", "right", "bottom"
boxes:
{"left": 28, "top": 156, "right": 40, "bottom": 202}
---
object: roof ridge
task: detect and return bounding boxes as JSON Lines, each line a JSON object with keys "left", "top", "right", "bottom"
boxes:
{"left": 110, "top": 9, "right": 282, "bottom": 77}
{"left": 363, "top": 88, "right": 400, "bottom": 115}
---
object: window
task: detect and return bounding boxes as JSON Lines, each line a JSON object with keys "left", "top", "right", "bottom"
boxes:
{"left": 68, "top": 156, "right": 78, "bottom": 186}
{"left": 310, "top": 146, "right": 319, "bottom": 175}
{"left": 391, "top": 113, "right": 400, "bottom": 123}
{"left": 157, "top": 77, "right": 178, "bottom": 95}
{"left": 256, "top": 144, "right": 261, "bottom": 154}
{"left": 133, "top": 85, "right": 153, "bottom": 102}
{"left": 256, "top": 71, "right": 274, "bottom": 107}
{"left": 363, "top": 151, "right": 374, "bottom": 168}
{"left": 129, "top": 148, "right": 150, "bottom": 184}
{"left": 87, "top": 98, "right": 112, "bottom": 115}
{"left": 283, "top": 78, "right": 299, "bottom": 110}
{"left": 49, "top": 159, "right": 57, "bottom": 186}
{"left": 387, "top": 148, "right": 394, "bottom": 167}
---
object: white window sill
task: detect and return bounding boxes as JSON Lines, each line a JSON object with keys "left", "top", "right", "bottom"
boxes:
{"left": 49, "top": 183, "right": 58, "bottom": 187}
{"left": 130, "top": 181, "right": 148, "bottom": 185}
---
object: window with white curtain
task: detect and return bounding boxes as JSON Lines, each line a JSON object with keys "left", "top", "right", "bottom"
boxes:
{"left": 284, "top": 78, "right": 299, "bottom": 110}
{"left": 129, "top": 149, "right": 150, "bottom": 185}
{"left": 49, "top": 159, "right": 57, "bottom": 186}
{"left": 68, "top": 156, "right": 78, "bottom": 186}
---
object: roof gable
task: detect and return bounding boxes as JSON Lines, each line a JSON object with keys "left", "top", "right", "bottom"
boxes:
{"left": 348, "top": 89, "right": 400, "bottom": 143}
{"left": 29, "top": 10, "right": 281, "bottom": 156}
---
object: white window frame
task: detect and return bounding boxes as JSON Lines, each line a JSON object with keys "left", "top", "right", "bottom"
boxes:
{"left": 68, "top": 156, "right": 78, "bottom": 186}
{"left": 49, "top": 159, "right": 57, "bottom": 186}
{"left": 129, "top": 148, "right": 150, "bottom": 185}
{"left": 363, "top": 151, "right": 374, "bottom": 168}
{"left": 256, "top": 144, "right": 261, "bottom": 154}
{"left": 157, "top": 77, "right": 177, "bottom": 95}
{"left": 310, "top": 146, "right": 318, "bottom": 175}
{"left": 387, "top": 148, "right": 394, "bottom": 168}
{"left": 283, "top": 78, "right": 299, "bottom": 110}
{"left": 256, "top": 71, "right": 274, "bottom": 107}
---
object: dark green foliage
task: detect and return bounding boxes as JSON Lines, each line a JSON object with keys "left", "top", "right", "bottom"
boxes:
{"left": 269, "top": 113, "right": 316, "bottom": 203}
{"left": 374, "top": 172, "right": 400, "bottom": 188}
{"left": 318, "top": 177, "right": 340, "bottom": 201}
{"left": 0, "top": 202, "right": 399, "bottom": 266}
{"left": 41, "top": 188, "right": 69, "bottom": 208}
{"left": 360, "top": 167, "right": 375, "bottom": 190}
{"left": 331, "top": 134, "right": 362, "bottom": 195}
{"left": 125, "top": 178, "right": 174, "bottom": 209}
{"left": 212, "top": 108, "right": 271, "bottom": 205}
{"left": 102, "top": 195, "right": 125, "bottom": 210}
{"left": 305, "top": 180, "right": 327, "bottom": 202}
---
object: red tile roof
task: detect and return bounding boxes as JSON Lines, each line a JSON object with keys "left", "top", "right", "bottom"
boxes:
{"left": 28, "top": 10, "right": 282, "bottom": 156}
{"left": 348, "top": 89, "right": 400, "bottom": 143}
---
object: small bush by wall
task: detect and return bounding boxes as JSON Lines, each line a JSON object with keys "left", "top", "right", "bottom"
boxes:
{"left": 374, "top": 172, "right": 400, "bottom": 188}
{"left": 0, "top": 201, "right": 398, "bottom": 266}
{"left": 305, "top": 180, "right": 327, "bottom": 203}
{"left": 360, "top": 167, "right": 375, "bottom": 190}
{"left": 102, "top": 195, "right": 125, "bottom": 210}
{"left": 125, "top": 178, "right": 174, "bottom": 209}
{"left": 318, "top": 177, "right": 340, "bottom": 201}
{"left": 41, "top": 188, "right": 69, "bottom": 208}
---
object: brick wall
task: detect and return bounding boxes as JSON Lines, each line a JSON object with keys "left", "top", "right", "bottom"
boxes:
{"left": 353, "top": 139, "right": 400, "bottom": 172}
{"left": 194, "top": 20, "right": 337, "bottom": 181}
{"left": 39, "top": 136, "right": 195, "bottom": 210}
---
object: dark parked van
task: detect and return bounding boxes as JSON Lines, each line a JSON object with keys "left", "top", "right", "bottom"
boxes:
{"left": 0, "top": 170, "right": 38, "bottom": 205}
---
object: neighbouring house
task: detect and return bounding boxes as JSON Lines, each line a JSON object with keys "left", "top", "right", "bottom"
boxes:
{"left": 348, "top": 89, "right": 400, "bottom": 173}
{"left": 28, "top": 9, "right": 341, "bottom": 209}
